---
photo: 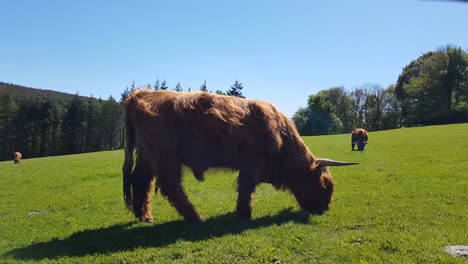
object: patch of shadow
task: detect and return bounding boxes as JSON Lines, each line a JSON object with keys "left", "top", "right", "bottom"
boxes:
{"left": 5, "top": 208, "right": 310, "bottom": 261}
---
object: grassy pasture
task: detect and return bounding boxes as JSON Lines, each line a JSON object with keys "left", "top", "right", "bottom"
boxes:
{"left": 0, "top": 124, "right": 467, "bottom": 263}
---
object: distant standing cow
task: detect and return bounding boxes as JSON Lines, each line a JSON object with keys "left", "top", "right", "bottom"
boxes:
{"left": 14, "top": 152, "right": 22, "bottom": 164}
{"left": 122, "top": 89, "right": 358, "bottom": 223}
{"left": 351, "top": 128, "right": 368, "bottom": 151}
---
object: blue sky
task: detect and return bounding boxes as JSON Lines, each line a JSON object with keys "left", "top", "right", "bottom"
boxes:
{"left": 1, "top": 0, "right": 467, "bottom": 117}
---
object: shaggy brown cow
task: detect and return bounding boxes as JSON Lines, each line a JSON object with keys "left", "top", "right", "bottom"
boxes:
{"left": 122, "top": 89, "right": 358, "bottom": 223}
{"left": 14, "top": 152, "right": 22, "bottom": 164}
{"left": 351, "top": 128, "right": 368, "bottom": 151}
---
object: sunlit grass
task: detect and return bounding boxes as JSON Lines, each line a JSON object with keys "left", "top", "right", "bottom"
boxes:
{"left": 0, "top": 124, "right": 467, "bottom": 263}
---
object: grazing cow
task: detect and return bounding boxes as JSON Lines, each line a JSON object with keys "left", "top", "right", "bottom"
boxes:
{"left": 122, "top": 89, "right": 358, "bottom": 223}
{"left": 351, "top": 128, "right": 368, "bottom": 151}
{"left": 13, "top": 152, "right": 22, "bottom": 164}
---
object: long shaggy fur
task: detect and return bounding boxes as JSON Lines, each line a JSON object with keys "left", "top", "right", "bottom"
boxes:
{"left": 122, "top": 96, "right": 136, "bottom": 212}
{"left": 351, "top": 128, "right": 369, "bottom": 151}
{"left": 13, "top": 152, "right": 22, "bottom": 164}
{"left": 123, "top": 89, "right": 339, "bottom": 222}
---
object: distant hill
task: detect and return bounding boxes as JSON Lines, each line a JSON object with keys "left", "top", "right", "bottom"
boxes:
{"left": 0, "top": 82, "right": 96, "bottom": 105}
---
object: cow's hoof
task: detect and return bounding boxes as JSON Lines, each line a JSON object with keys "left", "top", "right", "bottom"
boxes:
{"left": 186, "top": 216, "right": 205, "bottom": 223}
{"left": 139, "top": 216, "right": 154, "bottom": 223}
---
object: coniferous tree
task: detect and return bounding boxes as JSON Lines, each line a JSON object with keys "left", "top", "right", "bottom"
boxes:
{"left": 49, "top": 104, "right": 63, "bottom": 156}
{"left": 100, "top": 96, "right": 122, "bottom": 150}
{"left": 37, "top": 98, "right": 54, "bottom": 156}
{"left": 62, "top": 96, "right": 87, "bottom": 154}
{"left": 160, "top": 80, "right": 169, "bottom": 90}
{"left": 120, "top": 86, "right": 132, "bottom": 105}
{"left": 175, "top": 82, "right": 183, "bottom": 92}
{"left": 13, "top": 99, "right": 32, "bottom": 156}
{"left": 84, "top": 99, "right": 102, "bottom": 152}
{"left": 0, "top": 93, "right": 18, "bottom": 160}
{"left": 154, "top": 79, "right": 160, "bottom": 90}
{"left": 226, "top": 80, "right": 245, "bottom": 97}
{"left": 200, "top": 80, "right": 207, "bottom": 92}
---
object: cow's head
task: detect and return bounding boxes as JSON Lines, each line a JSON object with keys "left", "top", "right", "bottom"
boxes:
{"left": 292, "top": 159, "right": 358, "bottom": 213}
{"left": 357, "top": 140, "right": 368, "bottom": 151}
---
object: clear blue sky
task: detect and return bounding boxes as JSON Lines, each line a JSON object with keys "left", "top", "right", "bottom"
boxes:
{"left": 1, "top": 0, "right": 467, "bottom": 117}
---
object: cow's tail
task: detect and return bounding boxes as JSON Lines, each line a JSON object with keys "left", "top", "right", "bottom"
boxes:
{"left": 122, "top": 94, "right": 138, "bottom": 212}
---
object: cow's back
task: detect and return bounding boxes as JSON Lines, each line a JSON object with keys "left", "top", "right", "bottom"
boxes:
{"left": 125, "top": 90, "right": 289, "bottom": 170}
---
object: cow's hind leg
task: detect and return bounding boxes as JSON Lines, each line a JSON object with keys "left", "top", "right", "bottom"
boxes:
{"left": 158, "top": 164, "right": 204, "bottom": 222}
{"left": 132, "top": 159, "right": 156, "bottom": 223}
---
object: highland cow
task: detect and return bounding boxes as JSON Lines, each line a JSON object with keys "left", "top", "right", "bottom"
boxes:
{"left": 351, "top": 128, "right": 368, "bottom": 151}
{"left": 122, "top": 89, "right": 358, "bottom": 223}
{"left": 13, "top": 152, "right": 22, "bottom": 164}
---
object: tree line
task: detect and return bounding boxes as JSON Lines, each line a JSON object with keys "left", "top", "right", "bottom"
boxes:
{"left": 0, "top": 80, "right": 245, "bottom": 161}
{"left": 293, "top": 45, "right": 468, "bottom": 135}
{"left": 0, "top": 85, "right": 123, "bottom": 161}
{"left": 121, "top": 79, "right": 245, "bottom": 98}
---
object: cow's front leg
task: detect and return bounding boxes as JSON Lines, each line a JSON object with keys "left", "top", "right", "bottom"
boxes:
{"left": 158, "top": 165, "right": 204, "bottom": 223}
{"left": 236, "top": 170, "right": 256, "bottom": 220}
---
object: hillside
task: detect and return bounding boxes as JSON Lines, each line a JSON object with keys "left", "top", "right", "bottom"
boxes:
{"left": 0, "top": 81, "right": 97, "bottom": 104}
{"left": 0, "top": 124, "right": 467, "bottom": 263}
{"left": 0, "top": 81, "right": 123, "bottom": 161}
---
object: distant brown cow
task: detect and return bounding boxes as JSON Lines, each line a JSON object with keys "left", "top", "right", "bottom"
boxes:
{"left": 14, "top": 152, "right": 22, "bottom": 164}
{"left": 122, "top": 89, "right": 358, "bottom": 223}
{"left": 351, "top": 128, "right": 368, "bottom": 151}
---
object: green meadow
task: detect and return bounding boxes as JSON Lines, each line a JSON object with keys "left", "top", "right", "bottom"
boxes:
{"left": 0, "top": 124, "right": 467, "bottom": 263}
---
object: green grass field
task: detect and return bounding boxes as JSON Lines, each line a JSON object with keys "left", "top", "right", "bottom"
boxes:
{"left": 1, "top": 124, "right": 467, "bottom": 263}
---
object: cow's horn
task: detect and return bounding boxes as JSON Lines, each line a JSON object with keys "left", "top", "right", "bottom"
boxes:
{"left": 315, "top": 158, "right": 359, "bottom": 167}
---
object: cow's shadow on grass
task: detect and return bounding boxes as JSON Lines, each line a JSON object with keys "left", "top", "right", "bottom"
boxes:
{"left": 7, "top": 208, "right": 310, "bottom": 260}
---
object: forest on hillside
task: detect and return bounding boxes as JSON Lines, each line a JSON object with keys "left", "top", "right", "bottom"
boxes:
{"left": 0, "top": 82, "right": 122, "bottom": 161}
{"left": 1, "top": 45, "right": 467, "bottom": 161}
